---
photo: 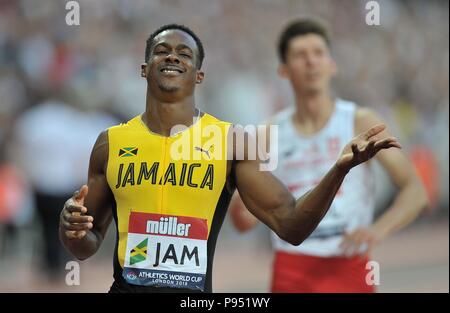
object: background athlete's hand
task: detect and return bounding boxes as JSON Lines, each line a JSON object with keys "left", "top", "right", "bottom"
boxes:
{"left": 60, "top": 185, "right": 94, "bottom": 240}
{"left": 336, "top": 124, "right": 401, "bottom": 172}
{"left": 339, "top": 226, "right": 382, "bottom": 257}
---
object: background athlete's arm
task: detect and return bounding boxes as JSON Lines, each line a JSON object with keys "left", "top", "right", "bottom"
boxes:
{"left": 229, "top": 191, "right": 259, "bottom": 232}
{"left": 232, "top": 124, "right": 401, "bottom": 245}
{"left": 340, "top": 108, "right": 428, "bottom": 256}
{"left": 59, "top": 131, "right": 114, "bottom": 260}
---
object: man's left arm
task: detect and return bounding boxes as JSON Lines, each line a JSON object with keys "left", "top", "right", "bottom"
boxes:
{"left": 340, "top": 108, "right": 428, "bottom": 256}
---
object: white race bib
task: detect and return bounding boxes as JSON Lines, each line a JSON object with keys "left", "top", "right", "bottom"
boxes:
{"left": 122, "top": 212, "right": 208, "bottom": 291}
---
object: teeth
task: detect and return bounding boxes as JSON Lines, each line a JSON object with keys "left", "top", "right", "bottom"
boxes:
{"left": 162, "top": 69, "right": 179, "bottom": 73}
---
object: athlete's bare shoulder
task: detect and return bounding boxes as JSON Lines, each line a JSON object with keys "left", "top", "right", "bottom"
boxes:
{"left": 90, "top": 130, "right": 109, "bottom": 175}
{"left": 94, "top": 130, "right": 109, "bottom": 148}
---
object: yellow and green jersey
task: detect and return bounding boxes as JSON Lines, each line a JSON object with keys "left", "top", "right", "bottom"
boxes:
{"left": 106, "top": 112, "right": 232, "bottom": 292}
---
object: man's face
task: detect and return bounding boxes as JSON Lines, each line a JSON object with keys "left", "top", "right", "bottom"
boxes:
{"left": 279, "top": 34, "right": 336, "bottom": 94}
{"left": 142, "top": 29, "right": 204, "bottom": 96}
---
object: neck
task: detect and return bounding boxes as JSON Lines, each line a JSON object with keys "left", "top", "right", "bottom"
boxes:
{"left": 292, "top": 89, "right": 334, "bottom": 135}
{"left": 143, "top": 88, "right": 198, "bottom": 136}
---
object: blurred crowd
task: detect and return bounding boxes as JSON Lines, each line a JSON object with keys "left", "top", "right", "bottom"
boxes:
{"left": 0, "top": 0, "right": 448, "bottom": 280}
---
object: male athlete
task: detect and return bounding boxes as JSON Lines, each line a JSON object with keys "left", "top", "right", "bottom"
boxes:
{"left": 59, "top": 24, "right": 401, "bottom": 293}
{"left": 229, "top": 19, "right": 428, "bottom": 292}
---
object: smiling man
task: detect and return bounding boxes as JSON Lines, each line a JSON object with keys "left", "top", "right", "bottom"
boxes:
{"left": 59, "top": 24, "right": 401, "bottom": 293}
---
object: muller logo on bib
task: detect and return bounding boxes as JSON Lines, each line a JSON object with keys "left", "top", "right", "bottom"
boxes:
{"left": 147, "top": 216, "right": 192, "bottom": 237}
{"left": 123, "top": 212, "right": 208, "bottom": 291}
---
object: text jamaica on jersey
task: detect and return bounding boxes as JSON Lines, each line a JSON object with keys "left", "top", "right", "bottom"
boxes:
{"left": 115, "top": 162, "right": 214, "bottom": 190}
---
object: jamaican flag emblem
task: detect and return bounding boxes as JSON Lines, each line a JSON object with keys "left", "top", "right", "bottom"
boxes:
{"left": 119, "top": 147, "right": 138, "bottom": 157}
{"left": 129, "top": 238, "right": 148, "bottom": 265}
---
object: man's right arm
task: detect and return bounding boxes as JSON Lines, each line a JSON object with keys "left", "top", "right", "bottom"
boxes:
{"left": 59, "top": 130, "right": 114, "bottom": 260}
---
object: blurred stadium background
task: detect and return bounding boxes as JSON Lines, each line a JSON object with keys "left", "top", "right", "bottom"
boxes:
{"left": 0, "top": 0, "right": 448, "bottom": 292}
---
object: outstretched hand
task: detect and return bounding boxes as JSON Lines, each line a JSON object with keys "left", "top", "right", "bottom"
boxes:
{"left": 336, "top": 124, "right": 401, "bottom": 172}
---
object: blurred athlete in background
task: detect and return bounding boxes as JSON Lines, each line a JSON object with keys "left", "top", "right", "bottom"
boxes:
{"left": 230, "top": 18, "right": 428, "bottom": 293}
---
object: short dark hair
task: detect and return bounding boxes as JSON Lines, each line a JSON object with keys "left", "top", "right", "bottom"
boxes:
{"left": 277, "top": 18, "right": 331, "bottom": 63}
{"left": 145, "top": 24, "right": 205, "bottom": 69}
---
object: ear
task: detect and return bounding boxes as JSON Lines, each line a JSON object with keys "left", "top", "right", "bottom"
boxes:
{"left": 277, "top": 63, "right": 289, "bottom": 79}
{"left": 196, "top": 71, "right": 205, "bottom": 84}
{"left": 141, "top": 63, "right": 147, "bottom": 78}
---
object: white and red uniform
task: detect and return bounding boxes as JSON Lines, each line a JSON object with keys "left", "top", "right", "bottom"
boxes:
{"left": 270, "top": 99, "right": 376, "bottom": 292}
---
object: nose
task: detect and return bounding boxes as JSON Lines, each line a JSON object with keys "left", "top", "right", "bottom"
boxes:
{"left": 304, "top": 57, "right": 318, "bottom": 71}
{"left": 165, "top": 53, "right": 180, "bottom": 64}
{"left": 305, "top": 52, "right": 320, "bottom": 68}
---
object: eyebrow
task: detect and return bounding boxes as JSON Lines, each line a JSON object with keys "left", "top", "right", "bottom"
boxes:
{"left": 177, "top": 44, "right": 193, "bottom": 53}
{"left": 153, "top": 42, "right": 170, "bottom": 50}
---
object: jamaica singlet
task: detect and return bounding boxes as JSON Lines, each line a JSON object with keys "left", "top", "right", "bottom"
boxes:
{"left": 105, "top": 112, "right": 232, "bottom": 293}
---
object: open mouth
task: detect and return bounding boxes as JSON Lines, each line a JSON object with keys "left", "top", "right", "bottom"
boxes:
{"left": 159, "top": 66, "right": 184, "bottom": 74}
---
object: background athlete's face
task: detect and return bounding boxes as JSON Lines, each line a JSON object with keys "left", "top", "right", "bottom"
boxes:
{"left": 279, "top": 34, "right": 337, "bottom": 95}
{"left": 142, "top": 29, "right": 204, "bottom": 96}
